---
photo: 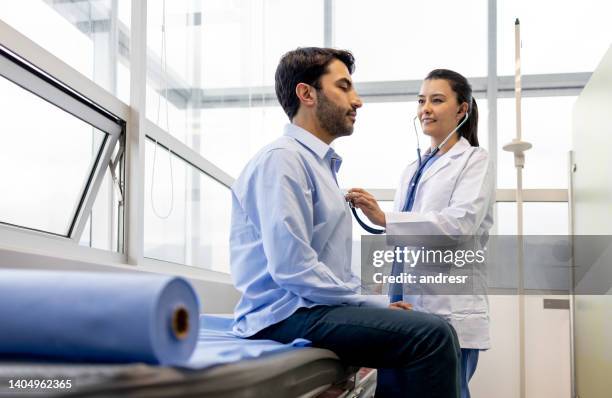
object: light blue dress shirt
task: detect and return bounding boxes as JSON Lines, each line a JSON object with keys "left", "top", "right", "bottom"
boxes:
{"left": 230, "top": 123, "right": 387, "bottom": 337}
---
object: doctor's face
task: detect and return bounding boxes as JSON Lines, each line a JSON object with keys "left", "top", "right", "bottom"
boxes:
{"left": 417, "top": 79, "right": 467, "bottom": 139}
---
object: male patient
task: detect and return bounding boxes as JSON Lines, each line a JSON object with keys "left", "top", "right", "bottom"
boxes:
{"left": 230, "top": 47, "right": 460, "bottom": 397}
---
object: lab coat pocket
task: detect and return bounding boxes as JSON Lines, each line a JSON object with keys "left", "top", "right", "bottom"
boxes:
{"left": 452, "top": 294, "right": 488, "bottom": 317}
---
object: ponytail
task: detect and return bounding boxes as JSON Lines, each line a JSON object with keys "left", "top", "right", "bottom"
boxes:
{"left": 460, "top": 97, "right": 479, "bottom": 147}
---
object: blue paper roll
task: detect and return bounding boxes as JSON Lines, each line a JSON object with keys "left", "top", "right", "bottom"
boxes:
{"left": 0, "top": 270, "right": 199, "bottom": 365}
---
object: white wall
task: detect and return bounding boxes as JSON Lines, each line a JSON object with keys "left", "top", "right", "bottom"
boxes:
{"left": 470, "top": 296, "right": 571, "bottom": 398}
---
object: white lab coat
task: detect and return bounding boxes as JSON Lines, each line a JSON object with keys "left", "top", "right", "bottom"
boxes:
{"left": 386, "top": 136, "right": 495, "bottom": 349}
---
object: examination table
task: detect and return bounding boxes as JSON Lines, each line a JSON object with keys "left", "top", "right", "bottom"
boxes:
{"left": 0, "top": 314, "right": 377, "bottom": 397}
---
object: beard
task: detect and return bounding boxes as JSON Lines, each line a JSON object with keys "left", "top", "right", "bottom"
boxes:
{"left": 315, "top": 91, "right": 354, "bottom": 137}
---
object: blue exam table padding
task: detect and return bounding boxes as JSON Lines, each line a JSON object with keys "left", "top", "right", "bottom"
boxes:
{"left": 185, "top": 314, "right": 311, "bottom": 369}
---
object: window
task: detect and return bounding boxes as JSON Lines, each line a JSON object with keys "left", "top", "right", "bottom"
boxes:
{"left": 0, "top": 74, "right": 105, "bottom": 235}
{"left": 0, "top": 0, "right": 131, "bottom": 99}
{"left": 144, "top": 139, "right": 231, "bottom": 273}
{"left": 1, "top": 0, "right": 130, "bottom": 251}
{"left": 199, "top": 106, "right": 288, "bottom": 178}
{"left": 497, "top": 0, "right": 612, "bottom": 75}
{"left": 495, "top": 202, "right": 569, "bottom": 235}
{"left": 497, "top": 96, "right": 574, "bottom": 189}
{"left": 334, "top": 0, "right": 488, "bottom": 82}
{"left": 145, "top": 0, "right": 324, "bottom": 168}
{"left": 1, "top": 1, "right": 582, "bottom": 278}
{"left": 0, "top": 44, "right": 122, "bottom": 239}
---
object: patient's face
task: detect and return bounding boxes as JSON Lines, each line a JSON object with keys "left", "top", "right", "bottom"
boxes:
{"left": 315, "top": 59, "right": 362, "bottom": 138}
{"left": 417, "top": 79, "right": 465, "bottom": 139}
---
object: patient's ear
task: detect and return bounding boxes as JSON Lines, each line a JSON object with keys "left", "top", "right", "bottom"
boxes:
{"left": 296, "top": 83, "right": 316, "bottom": 108}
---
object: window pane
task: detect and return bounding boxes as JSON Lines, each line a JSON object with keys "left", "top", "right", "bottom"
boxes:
{"left": 79, "top": 163, "right": 122, "bottom": 252}
{"left": 335, "top": 99, "right": 488, "bottom": 189}
{"left": 497, "top": 96, "right": 574, "bottom": 189}
{"left": 199, "top": 106, "right": 288, "bottom": 178}
{"left": 144, "top": 140, "right": 231, "bottom": 273}
{"left": 1, "top": 0, "right": 129, "bottom": 246}
{"left": 146, "top": 0, "right": 322, "bottom": 155}
{"left": 147, "top": 0, "right": 323, "bottom": 89}
{"left": 0, "top": 75, "right": 106, "bottom": 236}
{"left": 495, "top": 202, "right": 569, "bottom": 235}
{"left": 498, "top": 0, "right": 612, "bottom": 75}
{"left": 334, "top": 0, "right": 488, "bottom": 82}
{"left": 0, "top": 0, "right": 130, "bottom": 97}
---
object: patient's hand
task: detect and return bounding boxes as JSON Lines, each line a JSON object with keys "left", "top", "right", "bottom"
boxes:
{"left": 389, "top": 301, "right": 413, "bottom": 311}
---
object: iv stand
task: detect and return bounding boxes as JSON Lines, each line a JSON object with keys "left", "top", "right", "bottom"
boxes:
{"left": 503, "top": 18, "right": 532, "bottom": 398}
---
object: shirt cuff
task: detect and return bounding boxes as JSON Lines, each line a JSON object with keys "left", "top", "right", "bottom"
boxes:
{"left": 359, "top": 295, "right": 390, "bottom": 308}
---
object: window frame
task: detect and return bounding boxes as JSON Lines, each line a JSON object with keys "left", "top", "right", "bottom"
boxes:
{"left": 0, "top": 19, "right": 123, "bottom": 242}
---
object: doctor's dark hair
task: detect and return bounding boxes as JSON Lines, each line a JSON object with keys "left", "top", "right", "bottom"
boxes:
{"left": 425, "top": 69, "right": 479, "bottom": 147}
{"left": 275, "top": 47, "right": 355, "bottom": 120}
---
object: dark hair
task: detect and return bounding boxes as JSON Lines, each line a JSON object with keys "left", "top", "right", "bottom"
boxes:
{"left": 275, "top": 47, "right": 355, "bottom": 120}
{"left": 425, "top": 69, "right": 479, "bottom": 147}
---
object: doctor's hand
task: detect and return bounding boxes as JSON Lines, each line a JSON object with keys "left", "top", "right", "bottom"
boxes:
{"left": 346, "top": 188, "right": 386, "bottom": 227}
{"left": 389, "top": 301, "right": 413, "bottom": 311}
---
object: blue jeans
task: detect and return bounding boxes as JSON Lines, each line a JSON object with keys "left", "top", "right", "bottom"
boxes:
{"left": 250, "top": 305, "right": 461, "bottom": 397}
{"left": 460, "top": 348, "right": 480, "bottom": 398}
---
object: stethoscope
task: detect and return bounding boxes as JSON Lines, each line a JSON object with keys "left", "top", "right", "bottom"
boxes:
{"left": 348, "top": 112, "right": 470, "bottom": 234}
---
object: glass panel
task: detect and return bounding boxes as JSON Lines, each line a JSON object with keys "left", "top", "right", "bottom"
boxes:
{"left": 147, "top": 0, "right": 323, "bottom": 89}
{"left": 1, "top": 0, "right": 129, "bottom": 247}
{"left": 495, "top": 202, "right": 569, "bottom": 235}
{"left": 0, "top": 0, "right": 131, "bottom": 97}
{"left": 0, "top": 74, "right": 106, "bottom": 236}
{"left": 199, "top": 105, "right": 288, "bottom": 178}
{"left": 79, "top": 163, "right": 122, "bottom": 252}
{"left": 498, "top": 0, "right": 612, "bottom": 75}
{"left": 497, "top": 96, "right": 574, "bottom": 189}
{"left": 335, "top": 99, "right": 489, "bottom": 189}
{"left": 144, "top": 139, "right": 231, "bottom": 273}
{"left": 334, "top": 0, "right": 488, "bottom": 82}
{"left": 146, "top": 0, "right": 323, "bottom": 155}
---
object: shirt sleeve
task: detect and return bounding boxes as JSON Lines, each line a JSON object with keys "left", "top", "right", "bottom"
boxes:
{"left": 241, "top": 149, "right": 387, "bottom": 308}
{"left": 385, "top": 149, "right": 495, "bottom": 246}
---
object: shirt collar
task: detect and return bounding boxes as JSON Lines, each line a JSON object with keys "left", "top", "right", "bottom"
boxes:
{"left": 283, "top": 123, "right": 342, "bottom": 164}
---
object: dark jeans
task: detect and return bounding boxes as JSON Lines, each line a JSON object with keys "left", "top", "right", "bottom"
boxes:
{"left": 249, "top": 305, "right": 461, "bottom": 398}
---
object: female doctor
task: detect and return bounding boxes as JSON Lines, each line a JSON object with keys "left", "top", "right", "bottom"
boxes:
{"left": 347, "top": 69, "right": 495, "bottom": 398}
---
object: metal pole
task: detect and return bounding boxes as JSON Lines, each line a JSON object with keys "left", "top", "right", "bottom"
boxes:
{"left": 126, "top": 0, "right": 147, "bottom": 265}
{"left": 503, "top": 18, "right": 532, "bottom": 398}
